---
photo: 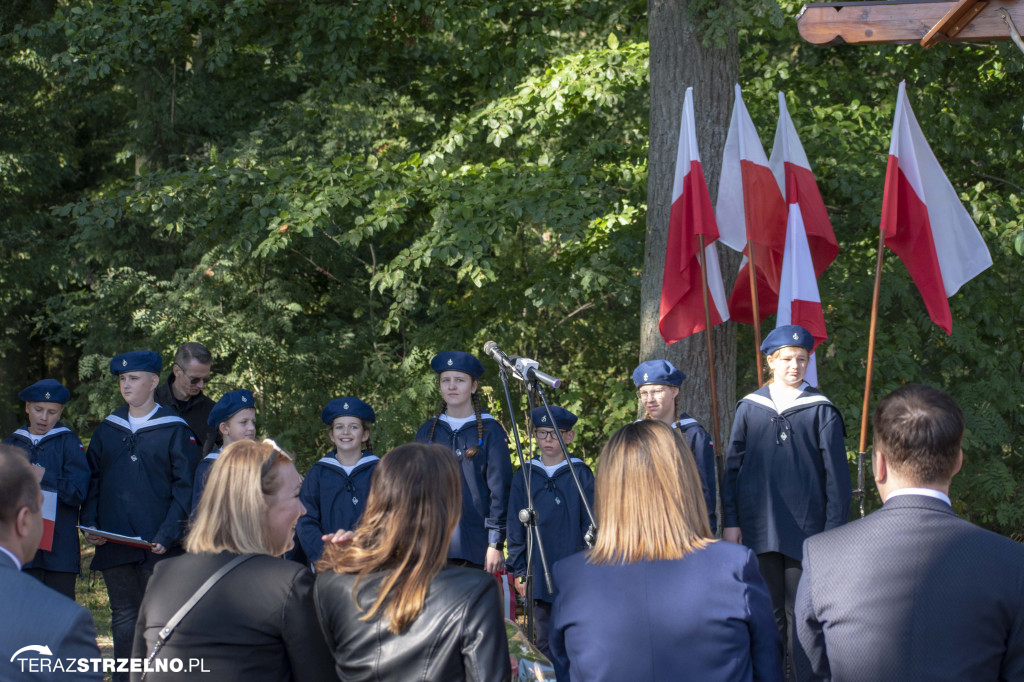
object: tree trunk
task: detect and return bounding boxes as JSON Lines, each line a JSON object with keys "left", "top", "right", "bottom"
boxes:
{"left": 642, "top": 0, "right": 741, "bottom": 449}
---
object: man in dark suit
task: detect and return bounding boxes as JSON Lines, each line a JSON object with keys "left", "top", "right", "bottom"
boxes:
{"left": 0, "top": 444, "right": 102, "bottom": 681}
{"left": 794, "top": 384, "right": 1024, "bottom": 681}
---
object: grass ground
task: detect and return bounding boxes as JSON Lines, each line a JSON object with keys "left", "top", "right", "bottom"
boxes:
{"left": 77, "top": 539, "right": 114, "bottom": 659}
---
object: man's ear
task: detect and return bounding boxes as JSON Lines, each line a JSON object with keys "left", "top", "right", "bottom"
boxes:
{"left": 872, "top": 448, "right": 887, "bottom": 485}
{"left": 951, "top": 449, "right": 963, "bottom": 477}
{"left": 14, "top": 505, "right": 33, "bottom": 540}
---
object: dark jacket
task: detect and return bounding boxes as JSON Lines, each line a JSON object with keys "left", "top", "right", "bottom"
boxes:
{"left": 155, "top": 376, "right": 215, "bottom": 447}
{"left": 131, "top": 551, "right": 335, "bottom": 682}
{"left": 550, "top": 542, "right": 782, "bottom": 682}
{"left": 314, "top": 565, "right": 511, "bottom": 682}
{"left": 296, "top": 452, "right": 379, "bottom": 562}
{"left": 795, "top": 494, "right": 1024, "bottom": 681}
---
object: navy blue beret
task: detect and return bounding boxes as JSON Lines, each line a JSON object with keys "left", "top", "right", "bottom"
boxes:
{"left": 208, "top": 389, "right": 256, "bottom": 427}
{"left": 530, "top": 406, "right": 578, "bottom": 430}
{"left": 321, "top": 397, "right": 376, "bottom": 425}
{"left": 632, "top": 360, "right": 686, "bottom": 388}
{"left": 18, "top": 379, "right": 70, "bottom": 404}
{"left": 430, "top": 351, "right": 485, "bottom": 379}
{"left": 109, "top": 350, "right": 162, "bottom": 375}
{"left": 761, "top": 325, "right": 814, "bottom": 355}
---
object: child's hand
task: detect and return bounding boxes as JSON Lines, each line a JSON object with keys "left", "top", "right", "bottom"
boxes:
{"left": 322, "top": 529, "right": 354, "bottom": 545}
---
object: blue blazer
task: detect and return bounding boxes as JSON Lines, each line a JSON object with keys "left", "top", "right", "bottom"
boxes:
{"left": 550, "top": 542, "right": 782, "bottom": 681}
{"left": 795, "top": 493, "right": 1024, "bottom": 681}
{"left": 296, "top": 452, "right": 379, "bottom": 562}
{"left": 0, "top": 551, "right": 102, "bottom": 681}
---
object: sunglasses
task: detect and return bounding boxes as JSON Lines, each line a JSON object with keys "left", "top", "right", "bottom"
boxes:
{"left": 175, "top": 363, "right": 210, "bottom": 386}
{"left": 261, "top": 438, "right": 294, "bottom": 478}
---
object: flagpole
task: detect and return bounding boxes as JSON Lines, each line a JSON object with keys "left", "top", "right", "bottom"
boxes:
{"left": 745, "top": 239, "right": 765, "bottom": 386}
{"left": 856, "top": 228, "right": 886, "bottom": 518}
{"left": 697, "top": 234, "right": 724, "bottom": 538}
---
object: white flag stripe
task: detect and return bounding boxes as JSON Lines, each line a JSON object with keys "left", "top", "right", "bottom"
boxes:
{"left": 705, "top": 241, "right": 731, "bottom": 323}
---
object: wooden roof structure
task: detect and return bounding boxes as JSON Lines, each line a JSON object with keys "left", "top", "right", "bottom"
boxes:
{"left": 797, "top": 0, "right": 1024, "bottom": 50}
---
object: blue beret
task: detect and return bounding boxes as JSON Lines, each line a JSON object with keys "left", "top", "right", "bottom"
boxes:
{"left": 321, "top": 397, "right": 376, "bottom": 425}
{"left": 761, "top": 325, "right": 814, "bottom": 355}
{"left": 530, "top": 406, "right": 578, "bottom": 430}
{"left": 109, "top": 350, "right": 162, "bottom": 375}
{"left": 18, "top": 379, "right": 70, "bottom": 404}
{"left": 430, "top": 351, "right": 485, "bottom": 379}
{"left": 632, "top": 360, "right": 686, "bottom": 388}
{"left": 208, "top": 389, "right": 256, "bottom": 427}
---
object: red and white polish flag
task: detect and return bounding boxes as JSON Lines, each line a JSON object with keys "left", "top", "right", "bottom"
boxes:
{"left": 716, "top": 84, "right": 788, "bottom": 325}
{"left": 769, "top": 92, "right": 837, "bottom": 386}
{"left": 881, "top": 81, "right": 992, "bottom": 335}
{"left": 659, "top": 86, "right": 730, "bottom": 344}
{"left": 38, "top": 490, "right": 57, "bottom": 552}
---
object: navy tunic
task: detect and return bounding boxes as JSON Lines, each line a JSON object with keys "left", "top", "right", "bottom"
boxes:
{"left": 549, "top": 542, "right": 782, "bottom": 682}
{"left": 415, "top": 413, "right": 513, "bottom": 566}
{"left": 191, "top": 447, "right": 221, "bottom": 511}
{"left": 296, "top": 451, "right": 379, "bottom": 563}
{"left": 4, "top": 425, "right": 89, "bottom": 573}
{"left": 80, "top": 405, "right": 200, "bottom": 571}
{"left": 722, "top": 385, "right": 851, "bottom": 561}
{"left": 506, "top": 458, "right": 594, "bottom": 603}
{"left": 673, "top": 414, "right": 718, "bottom": 534}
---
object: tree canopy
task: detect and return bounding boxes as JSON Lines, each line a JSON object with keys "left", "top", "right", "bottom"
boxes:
{"left": 1, "top": 0, "right": 1020, "bottom": 534}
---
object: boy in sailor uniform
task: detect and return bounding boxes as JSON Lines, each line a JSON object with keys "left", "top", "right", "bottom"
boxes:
{"left": 297, "top": 397, "right": 379, "bottom": 563}
{"left": 3, "top": 379, "right": 89, "bottom": 600}
{"left": 722, "top": 325, "right": 851, "bottom": 679}
{"left": 506, "top": 405, "right": 594, "bottom": 658}
{"left": 80, "top": 350, "right": 200, "bottom": 681}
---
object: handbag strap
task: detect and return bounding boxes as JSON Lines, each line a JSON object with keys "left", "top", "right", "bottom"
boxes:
{"left": 142, "top": 553, "right": 258, "bottom": 679}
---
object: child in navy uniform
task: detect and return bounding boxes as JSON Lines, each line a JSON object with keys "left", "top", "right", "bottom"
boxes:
{"left": 415, "top": 351, "right": 513, "bottom": 574}
{"left": 633, "top": 359, "right": 718, "bottom": 533}
{"left": 3, "top": 379, "right": 89, "bottom": 601}
{"left": 191, "top": 389, "right": 257, "bottom": 509}
{"left": 296, "top": 397, "right": 379, "bottom": 563}
{"left": 80, "top": 350, "right": 200, "bottom": 681}
{"left": 506, "top": 405, "right": 594, "bottom": 658}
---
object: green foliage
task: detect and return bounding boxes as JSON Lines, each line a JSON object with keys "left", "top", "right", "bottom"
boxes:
{"left": 1, "top": 0, "right": 1021, "bottom": 533}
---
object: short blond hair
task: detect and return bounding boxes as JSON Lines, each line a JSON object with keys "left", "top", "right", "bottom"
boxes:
{"left": 186, "top": 439, "right": 294, "bottom": 556}
{"left": 589, "top": 421, "right": 711, "bottom": 564}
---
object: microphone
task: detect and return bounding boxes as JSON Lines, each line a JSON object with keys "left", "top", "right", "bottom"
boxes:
{"left": 482, "top": 341, "right": 522, "bottom": 379}
{"left": 513, "top": 356, "right": 563, "bottom": 389}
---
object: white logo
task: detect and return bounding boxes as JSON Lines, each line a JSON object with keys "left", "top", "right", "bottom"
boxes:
{"left": 643, "top": 372, "right": 649, "bottom": 381}
{"left": 11, "top": 645, "right": 52, "bottom": 661}
{"left": 241, "top": 396, "right": 247, "bottom": 403}
{"left": 44, "top": 392, "right": 51, "bottom": 400}
{"left": 121, "top": 359, "right": 127, "bottom": 367}
{"left": 792, "top": 333, "right": 799, "bottom": 340}
{"left": 343, "top": 402, "right": 349, "bottom": 409}
{"left": 541, "top": 416, "right": 548, "bottom": 423}
{"left": 447, "top": 358, "right": 453, "bottom": 366}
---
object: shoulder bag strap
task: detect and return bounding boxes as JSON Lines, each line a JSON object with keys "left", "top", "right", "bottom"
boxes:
{"left": 141, "top": 553, "right": 258, "bottom": 679}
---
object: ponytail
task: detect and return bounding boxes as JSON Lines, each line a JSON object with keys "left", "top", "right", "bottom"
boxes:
{"left": 465, "top": 391, "right": 484, "bottom": 459}
{"left": 426, "top": 401, "right": 447, "bottom": 444}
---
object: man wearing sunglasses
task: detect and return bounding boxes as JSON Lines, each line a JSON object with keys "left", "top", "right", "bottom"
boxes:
{"left": 155, "top": 342, "right": 215, "bottom": 447}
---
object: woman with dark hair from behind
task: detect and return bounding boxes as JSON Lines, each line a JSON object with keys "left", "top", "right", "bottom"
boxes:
{"left": 131, "top": 439, "right": 334, "bottom": 682}
{"left": 549, "top": 421, "right": 781, "bottom": 682}
{"left": 314, "top": 442, "right": 511, "bottom": 682}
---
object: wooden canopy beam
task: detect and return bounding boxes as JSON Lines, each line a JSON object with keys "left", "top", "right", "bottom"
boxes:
{"left": 797, "top": 0, "right": 1023, "bottom": 46}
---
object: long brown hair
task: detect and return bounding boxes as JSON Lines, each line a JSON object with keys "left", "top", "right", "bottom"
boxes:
{"left": 589, "top": 421, "right": 711, "bottom": 564}
{"left": 186, "top": 439, "right": 295, "bottom": 556}
{"left": 316, "top": 443, "right": 461, "bottom": 633}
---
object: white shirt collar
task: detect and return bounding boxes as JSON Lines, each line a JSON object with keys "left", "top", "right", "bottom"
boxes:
{"left": 0, "top": 544, "right": 22, "bottom": 570}
{"left": 886, "top": 487, "right": 951, "bottom": 506}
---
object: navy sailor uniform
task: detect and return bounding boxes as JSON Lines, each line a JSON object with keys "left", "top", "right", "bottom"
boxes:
{"left": 415, "top": 413, "right": 513, "bottom": 566}
{"left": 506, "top": 457, "right": 594, "bottom": 603}
{"left": 722, "top": 385, "right": 851, "bottom": 561}
{"left": 191, "top": 447, "right": 221, "bottom": 510}
{"left": 80, "top": 405, "right": 200, "bottom": 570}
{"left": 296, "top": 451, "right": 379, "bottom": 563}
{"left": 672, "top": 413, "right": 718, "bottom": 534}
{"left": 3, "top": 424, "right": 89, "bottom": 573}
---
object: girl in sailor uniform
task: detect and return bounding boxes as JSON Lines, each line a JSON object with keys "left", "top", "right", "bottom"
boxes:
{"left": 414, "top": 351, "right": 513, "bottom": 573}
{"left": 633, "top": 359, "right": 718, "bottom": 533}
{"left": 3, "top": 379, "right": 89, "bottom": 601}
{"left": 722, "top": 325, "right": 851, "bottom": 678}
{"left": 191, "top": 389, "right": 257, "bottom": 509}
{"left": 506, "top": 405, "right": 594, "bottom": 658}
{"left": 296, "top": 397, "right": 379, "bottom": 563}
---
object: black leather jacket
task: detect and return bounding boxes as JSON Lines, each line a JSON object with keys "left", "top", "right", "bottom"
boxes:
{"left": 314, "top": 565, "right": 511, "bottom": 682}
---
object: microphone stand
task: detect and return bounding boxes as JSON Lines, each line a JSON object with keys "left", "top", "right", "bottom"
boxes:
{"left": 494, "top": 363, "right": 552, "bottom": 647}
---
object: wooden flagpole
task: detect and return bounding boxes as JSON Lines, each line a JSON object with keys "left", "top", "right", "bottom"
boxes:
{"left": 746, "top": 240, "right": 766, "bottom": 386}
{"left": 856, "top": 227, "right": 887, "bottom": 518}
{"left": 697, "top": 234, "right": 724, "bottom": 536}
